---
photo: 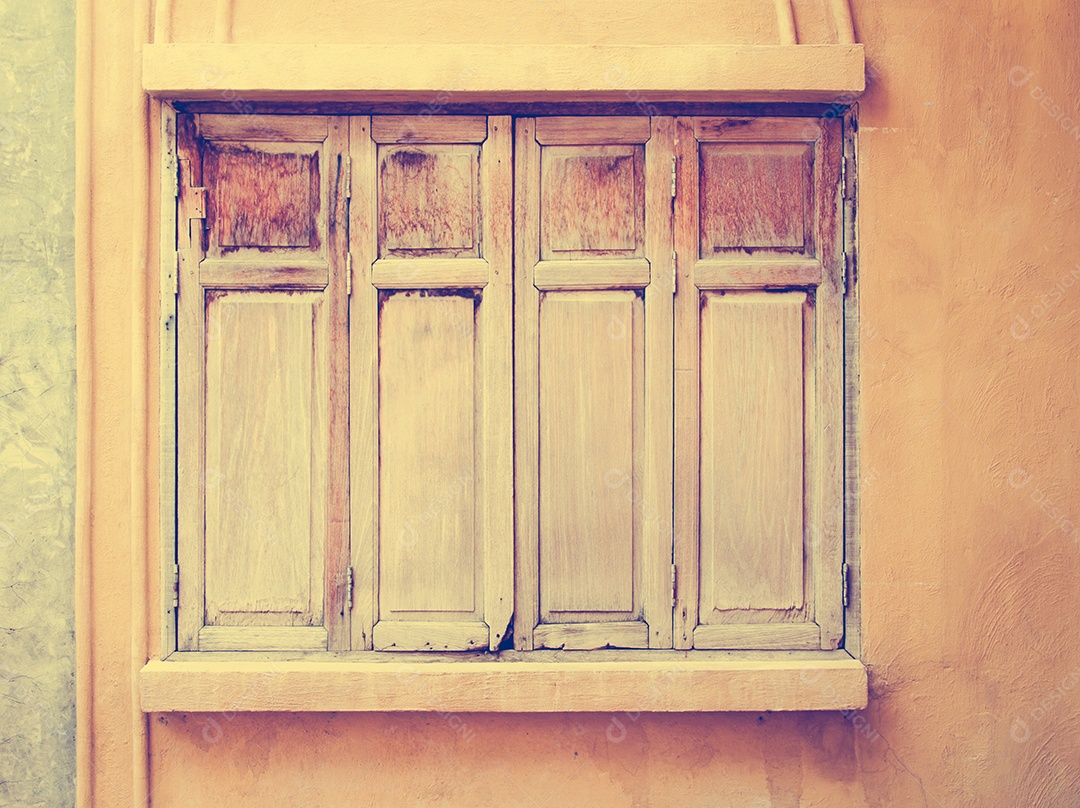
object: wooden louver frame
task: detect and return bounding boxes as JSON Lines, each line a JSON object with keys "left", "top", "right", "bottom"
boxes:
{"left": 170, "top": 112, "right": 848, "bottom": 655}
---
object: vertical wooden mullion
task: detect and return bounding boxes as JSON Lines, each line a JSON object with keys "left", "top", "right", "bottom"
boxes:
{"left": 513, "top": 118, "right": 541, "bottom": 650}
{"left": 481, "top": 116, "right": 514, "bottom": 650}
{"left": 643, "top": 116, "right": 675, "bottom": 648}
{"left": 349, "top": 116, "right": 377, "bottom": 650}
{"left": 159, "top": 103, "right": 179, "bottom": 658}
{"left": 324, "top": 118, "right": 350, "bottom": 650}
{"left": 175, "top": 113, "right": 205, "bottom": 650}
{"left": 672, "top": 117, "right": 699, "bottom": 650}
{"left": 814, "top": 119, "right": 845, "bottom": 649}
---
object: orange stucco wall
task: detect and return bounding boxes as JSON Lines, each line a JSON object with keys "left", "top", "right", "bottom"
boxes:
{"left": 80, "top": 1, "right": 1080, "bottom": 805}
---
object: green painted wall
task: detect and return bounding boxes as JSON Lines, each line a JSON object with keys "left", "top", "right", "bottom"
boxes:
{"left": 0, "top": 1, "right": 77, "bottom": 806}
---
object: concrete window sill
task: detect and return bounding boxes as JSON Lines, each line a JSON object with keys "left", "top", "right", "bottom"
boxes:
{"left": 139, "top": 650, "right": 867, "bottom": 713}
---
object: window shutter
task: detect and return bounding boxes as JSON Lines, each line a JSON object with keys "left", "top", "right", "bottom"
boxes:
{"left": 176, "top": 114, "right": 350, "bottom": 651}
{"left": 350, "top": 116, "right": 514, "bottom": 651}
{"left": 674, "top": 117, "right": 845, "bottom": 651}
{"left": 514, "top": 117, "right": 675, "bottom": 650}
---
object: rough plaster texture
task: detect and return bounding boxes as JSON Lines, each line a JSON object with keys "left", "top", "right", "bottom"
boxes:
{"left": 80, "top": 0, "right": 1080, "bottom": 805}
{"left": 0, "top": 1, "right": 77, "bottom": 807}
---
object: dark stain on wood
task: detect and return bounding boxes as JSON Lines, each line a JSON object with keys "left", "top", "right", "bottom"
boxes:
{"left": 206, "top": 144, "right": 320, "bottom": 251}
{"left": 378, "top": 146, "right": 479, "bottom": 257}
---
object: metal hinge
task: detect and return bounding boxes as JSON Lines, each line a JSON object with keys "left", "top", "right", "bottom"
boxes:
{"left": 171, "top": 254, "right": 180, "bottom": 296}
{"left": 344, "top": 156, "right": 352, "bottom": 200}
{"left": 346, "top": 253, "right": 353, "bottom": 295}
{"left": 671, "top": 563, "right": 677, "bottom": 606}
{"left": 670, "top": 155, "right": 677, "bottom": 198}
{"left": 842, "top": 562, "right": 850, "bottom": 608}
{"left": 843, "top": 152, "right": 856, "bottom": 202}
{"left": 671, "top": 250, "right": 677, "bottom": 294}
{"left": 189, "top": 186, "right": 207, "bottom": 220}
{"left": 346, "top": 566, "right": 354, "bottom": 611}
{"left": 172, "top": 563, "right": 179, "bottom": 609}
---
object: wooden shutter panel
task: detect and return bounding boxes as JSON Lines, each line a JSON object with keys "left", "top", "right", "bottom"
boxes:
{"left": 350, "top": 116, "right": 513, "bottom": 651}
{"left": 514, "top": 117, "right": 675, "bottom": 650}
{"left": 674, "top": 116, "right": 845, "bottom": 651}
{"left": 176, "top": 114, "right": 350, "bottom": 651}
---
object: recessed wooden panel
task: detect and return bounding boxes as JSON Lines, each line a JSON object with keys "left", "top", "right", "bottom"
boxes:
{"left": 699, "top": 143, "right": 810, "bottom": 252}
{"left": 378, "top": 291, "right": 477, "bottom": 615}
{"left": 539, "top": 292, "right": 640, "bottom": 615}
{"left": 698, "top": 291, "right": 805, "bottom": 616}
{"left": 203, "top": 292, "right": 326, "bottom": 626}
{"left": 378, "top": 145, "right": 480, "bottom": 257}
{"left": 541, "top": 145, "right": 644, "bottom": 259}
{"left": 206, "top": 144, "right": 319, "bottom": 249}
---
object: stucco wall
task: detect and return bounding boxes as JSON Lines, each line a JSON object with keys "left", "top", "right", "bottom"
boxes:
{"left": 79, "top": 0, "right": 1080, "bottom": 805}
{"left": 0, "top": 2, "right": 77, "bottom": 807}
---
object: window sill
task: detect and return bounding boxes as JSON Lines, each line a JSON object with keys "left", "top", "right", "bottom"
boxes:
{"left": 140, "top": 650, "right": 867, "bottom": 713}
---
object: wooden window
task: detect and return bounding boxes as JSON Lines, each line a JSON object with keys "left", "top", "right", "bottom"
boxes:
{"left": 169, "top": 112, "right": 849, "bottom": 656}
{"left": 673, "top": 117, "right": 845, "bottom": 651}
{"left": 350, "top": 116, "right": 513, "bottom": 651}
{"left": 176, "top": 115, "right": 350, "bottom": 651}
{"left": 513, "top": 117, "right": 673, "bottom": 650}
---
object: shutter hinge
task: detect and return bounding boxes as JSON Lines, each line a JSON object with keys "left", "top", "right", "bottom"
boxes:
{"left": 172, "top": 563, "right": 180, "bottom": 609}
{"left": 670, "top": 154, "right": 677, "bottom": 198}
{"left": 344, "top": 156, "right": 352, "bottom": 200}
{"left": 843, "top": 153, "right": 856, "bottom": 202}
{"left": 189, "top": 186, "right": 206, "bottom": 220}
{"left": 842, "top": 562, "right": 850, "bottom": 608}
{"left": 671, "top": 563, "right": 677, "bottom": 607}
{"left": 671, "top": 250, "right": 677, "bottom": 294}
{"left": 346, "top": 253, "right": 353, "bottom": 296}
{"left": 171, "top": 254, "right": 180, "bottom": 297}
{"left": 346, "top": 566, "right": 354, "bottom": 611}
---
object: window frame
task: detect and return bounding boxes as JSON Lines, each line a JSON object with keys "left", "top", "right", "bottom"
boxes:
{"left": 153, "top": 100, "right": 864, "bottom": 711}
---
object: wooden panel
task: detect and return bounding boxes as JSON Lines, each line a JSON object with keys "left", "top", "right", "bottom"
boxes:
{"left": 203, "top": 293, "right": 327, "bottom": 627}
{"left": 478, "top": 116, "right": 515, "bottom": 651}
{"left": 699, "top": 143, "right": 811, "bottom": 252}
{"left": 371, "top": 115, "right": 487, "bottom": 144}
{"left": 693, "top": 624, "right": 821, "bottom": 651}
{"left": 204, "top": 142, "right": 321, "bottom": 254}
{"left": 159, "top": 105, "right": 179, "bottom": 658}
{"left": 640, "top": 116, "right": 675, "bottom": 649}
{"left": 177, "top": 113, "right": 206, "bottom": 651}
{"left": 199, "top": 114, "right": 329, "bottom": 142}
{"left": 373, "top": 622, "right": 489, "bottom": 652}
{"left": 672, "top": 118, "right": 700, "bottom": 650}
{"left": 355, "top": 116, "right": 513, "bottom": 652}
{"left": 694, "top": 259, "right": 822, "bottom": 289}
{"left": 533, "top": 622, "right": 649, "bottom": 651}
{"left": 370, "top": 258, "right": 489, "bottom": 289}
{"left": 176, "top": 114, "right": 349, "bottom": 653}
{"left": 699, "top": 291, "right": 805, "bottom": 615}
{"left": 535, "top": 116, "right": 651, "bottom": 145}
{"left": 541, "top": 145, "right": 644, "bottom": 259}
{"left": 513, "top": 119, "right": 543, "bottom": 650}
{"left": 517, "top": 117, "right": 673, "bottom": 651}
{"left": 350, "top": 115, "right": 379, "bottom": 650}
{"left": 533, "top": 258, "right": 651, "bottom": 290}
{"left": 198, "top": 627, "right": 329, "bottom": 652}
{"left": 199, "top": 259, "right": 328, "bottom": 289}
{"left": 694, "top": 117, "right": 822, "bottom": 142}
{"left": 539, "top": 292, "right": 640, "bottom": 615}
{"left": 378, "top": 292, "right": 477, "bottom": 615}
{"left": 378, "top": 144, "right": 479, "bottom": 257}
